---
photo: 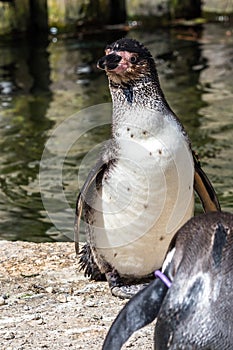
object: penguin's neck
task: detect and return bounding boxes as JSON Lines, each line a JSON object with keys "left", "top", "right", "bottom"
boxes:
{"left": 110, "top": 77, "right": 166, "bottom": 110}
{"left": 109, "top": 78, "right": 177, "bottom": 140}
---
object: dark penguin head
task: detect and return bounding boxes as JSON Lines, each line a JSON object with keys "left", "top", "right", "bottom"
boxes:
{"left": 97, "top": 38, "right": 158, "bottom": 85}
{"left": 102, "top": 212, "right": 233, "bottom": 350}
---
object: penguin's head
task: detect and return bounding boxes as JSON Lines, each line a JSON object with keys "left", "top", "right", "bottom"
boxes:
{"left": 97, "top": 38, "right": 157, "bottom": 85}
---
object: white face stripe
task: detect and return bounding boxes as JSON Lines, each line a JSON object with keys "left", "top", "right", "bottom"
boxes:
{"left": 162, "top": 247, "right": 176, "bottom": 273}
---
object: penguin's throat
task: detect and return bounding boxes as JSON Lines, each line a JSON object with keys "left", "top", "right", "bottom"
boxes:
{"left": 110, "top": 80, "right": 166, "bottom": 115}
{"left": 110, "top": 94, "right": 168, "bottom": 142}
{"left": 109, "top": 80, "right": 181, "bottom": 147}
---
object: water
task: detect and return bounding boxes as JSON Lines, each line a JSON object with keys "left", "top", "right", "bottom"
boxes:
{"left": 0, "top": 23, "right": 232, "bottom": 242}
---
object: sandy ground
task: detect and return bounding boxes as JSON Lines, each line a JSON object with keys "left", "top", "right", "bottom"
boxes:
{"left": 0, "top": 241, "right": 154, "bottom": 350}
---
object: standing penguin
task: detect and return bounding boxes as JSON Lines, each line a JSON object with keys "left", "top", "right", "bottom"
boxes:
{"left": 75, "top": 38, "right": 220, "bottom": 298}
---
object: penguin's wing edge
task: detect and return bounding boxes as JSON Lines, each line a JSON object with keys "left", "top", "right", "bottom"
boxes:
{"left": 193, "top": 152, "right": 221, "bottom": 213}
{"left": 74, "top": 160, "right": 107, "bottom": 255}
{"left": 102, "top": 279, "right": 168, "bottom": 350}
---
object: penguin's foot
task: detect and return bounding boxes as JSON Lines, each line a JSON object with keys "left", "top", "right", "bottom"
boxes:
{"left": 105, "top": 269, "right": 149, "bottom": 299}
{"left": 79, "top": 243, "right": 106, "bottom": 281}
{"left": 111, "top": 284, "right": 148, "bottom": 299}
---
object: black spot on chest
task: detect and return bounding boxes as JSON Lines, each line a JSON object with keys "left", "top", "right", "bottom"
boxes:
{"left": 123, "top": 85, "right": 133, "bottom": 104}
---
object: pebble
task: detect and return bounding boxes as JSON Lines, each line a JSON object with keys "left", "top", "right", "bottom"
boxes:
{"left": 32, "top": 313, "right": 42, "bottom": 320}
{"left": 4, "top": 331, "right": 15, "bottom": 340}
{"left": 37, "top": 318, "right": 45, "bottom": 325}
{"left": 56, "top": 294, "right": 67, "bottom": 303}
{"left": 66, "top": 295, "right": 73, "bottom": 302}
{"left": 0, "top": 296, "right": 6, "bottom": 306}
{"left": 45, "top": 286, "right": 54, "bottom": 294}
{"left": 84, "top": 300, "right": 97, "bottom": 307}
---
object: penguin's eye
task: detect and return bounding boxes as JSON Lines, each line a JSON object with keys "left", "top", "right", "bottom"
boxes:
{"left": 130, "top": 56, "right": 137, "bottom": 64}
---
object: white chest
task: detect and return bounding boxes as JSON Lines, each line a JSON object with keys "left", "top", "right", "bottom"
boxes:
{"left": 91, "top": 108, "right": 194, "bottom": 277}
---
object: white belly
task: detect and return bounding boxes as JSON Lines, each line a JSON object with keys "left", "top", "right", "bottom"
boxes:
{"left": 90, "top": 110, "right": 194, "bottom": 277}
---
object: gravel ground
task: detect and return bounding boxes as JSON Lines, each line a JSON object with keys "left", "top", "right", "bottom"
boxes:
{"left": 0, "top": 241, "right": 154, "bottom": 350}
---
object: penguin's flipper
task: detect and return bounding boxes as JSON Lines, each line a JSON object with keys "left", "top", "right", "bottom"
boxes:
{"left": 74, "top": 191, "right": 83, "bottom": 256}
{"left": 193, "top": 152, "right": 221, "bottom": 213}
{"left": 74, "top": 159, "right": 107, "bottom": 255}
{"left": 102, "top": 278, "right": 168, "bottom": 350}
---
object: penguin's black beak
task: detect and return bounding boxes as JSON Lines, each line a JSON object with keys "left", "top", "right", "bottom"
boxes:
{"left": 97, "top": 53, "right": 122, "bottom": 71}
